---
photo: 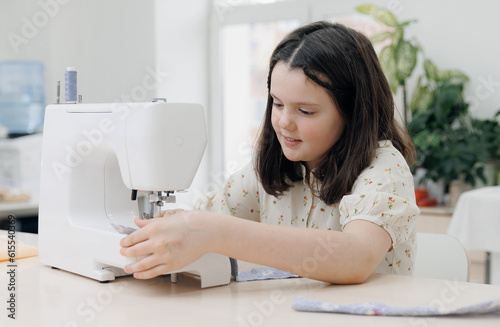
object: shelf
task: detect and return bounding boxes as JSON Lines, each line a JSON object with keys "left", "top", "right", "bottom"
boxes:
{"left": 0, "top": 200, "right": 38, "bottom": 219}
{"left": 418, "top": 205, "right": 454, "bottom": 216}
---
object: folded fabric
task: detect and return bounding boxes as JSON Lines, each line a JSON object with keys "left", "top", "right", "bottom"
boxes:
{"left": 0, "top": 236, "right": 39, "bottom": 261}
{"left": 110, "top": 223, "right": 137, "bottom": 235}
{"left": 237, "top": 267, "right": 300, "bottom": 282}
{"left": 292, "top": 296, "right": 500, "bottom": 316}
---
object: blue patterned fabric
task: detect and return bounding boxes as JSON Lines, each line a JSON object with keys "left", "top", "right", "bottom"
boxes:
{"left": 237, "top": 267, "right": 299, "bottom": 282}
{"left": 292, "top": 296, "right": 500, "bottom": 316}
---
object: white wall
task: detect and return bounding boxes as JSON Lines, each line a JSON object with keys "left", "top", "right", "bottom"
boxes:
{"left": 0, "top": 0, "right": 156, "bottom": 104}
{"left": 398, "top": 0, "right": 500, "bottom": 119}
{"left": 154, "top": 0, "right": 211, "bottom": 207}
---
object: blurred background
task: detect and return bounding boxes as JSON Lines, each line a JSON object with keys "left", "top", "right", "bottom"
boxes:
{"left": 1, "top": 0, "right": 500, "bottom": 236}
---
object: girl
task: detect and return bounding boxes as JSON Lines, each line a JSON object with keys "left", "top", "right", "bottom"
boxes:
{"left": 120, "top": 21, "right": 420, "bottom": 284}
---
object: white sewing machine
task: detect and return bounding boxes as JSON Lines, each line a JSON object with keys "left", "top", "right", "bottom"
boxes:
{"left": 38, "top": 101, "right": 231, "bottom": 287}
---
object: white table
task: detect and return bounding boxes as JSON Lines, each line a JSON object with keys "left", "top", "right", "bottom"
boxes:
{"left": 1, "top": 231, "right": 500, "bottom": 326}
{"left": 448, "top": 186, "right": 500, "bottom": 285}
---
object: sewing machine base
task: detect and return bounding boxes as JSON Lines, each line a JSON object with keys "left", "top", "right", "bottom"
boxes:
{"left": 40, "top": 226, "right": 231, "bottom": 288}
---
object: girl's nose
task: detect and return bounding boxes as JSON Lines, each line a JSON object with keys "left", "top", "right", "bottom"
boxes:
{"left": 278, "top": 109, "right": 296, "bottom": 131}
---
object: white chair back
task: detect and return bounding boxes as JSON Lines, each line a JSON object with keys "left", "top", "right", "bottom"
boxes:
{"left": 414, "top": 232, "right": 469, "bottom": 282}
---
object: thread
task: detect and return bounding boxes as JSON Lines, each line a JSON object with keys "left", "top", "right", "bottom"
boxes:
{"left": 56, "top": 80, "right": 60, "bottom": 104}
{"left": 65, "top": 67, "right": 77, "bottom": 103}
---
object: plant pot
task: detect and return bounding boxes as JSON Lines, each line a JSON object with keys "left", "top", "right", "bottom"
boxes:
{"left": 447, "top": 180, "right": 472, "bottom": 208}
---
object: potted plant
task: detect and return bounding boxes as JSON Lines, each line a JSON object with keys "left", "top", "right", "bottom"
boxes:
{"left": 407, "top": 59, "right": 484, "bottom": 185}
{"left": 355, "top": 4, "right": 418, "bottom": 122}
{"left": 469, "top": 111, "right": 500, "bottom": 184}
{"left": 409, "top": 58, "right": 500, "bottom": 191}
{"left": 356, "top": 4, "right": 500, "bottom": 206}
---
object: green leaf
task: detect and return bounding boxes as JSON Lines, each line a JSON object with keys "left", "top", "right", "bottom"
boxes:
{"left": 395, "top": 40, "right": 417, "bottom": 83}
{"left": 409, "top": 77, "right": 423, "bottom": 112}
{"left": 437, "top": 70, "right": 469, "bottom": 83}
{"left": 494, "top": 109, "right": 500, "bottom": 119}
{"left": 414, "top": 89, "right": 434, "bottom": 112}
{"left": 392, "top": 27, "right": 403, "bottom": 45}
{"left": 370, "top": 32, "right": 393, "bottom": 44}
{"left": 410, "top": 77, "right": 434, "bottom": 112}
{"left": 355, "top": 4, "right": 399, "bottom": 27}
{"left": 379, "top": 45, "right": 399, "bottom": 93}
{"left": 424, "top": 59, "right": 438, "bottom": 82}
{"left": 434, "top": 84, "right": 465, "bottom": 120}
{"left": 399, "top": 19, "right": 418, "bottom": 27}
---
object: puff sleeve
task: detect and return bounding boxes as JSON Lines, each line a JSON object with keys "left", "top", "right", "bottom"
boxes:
{"left": 339, "top": 141, "right": 420, "bottom": 249}
{"left": 194, "top": 162, "right": 261, "bottom": 222}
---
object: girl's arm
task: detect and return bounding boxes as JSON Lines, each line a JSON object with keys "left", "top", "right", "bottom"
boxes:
{"left": 120, "top": 210, "right": 391, "bottom": 284}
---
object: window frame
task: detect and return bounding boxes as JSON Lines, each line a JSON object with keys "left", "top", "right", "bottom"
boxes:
{"left": 208, "top": 0, "right": 310, "bottom": 174}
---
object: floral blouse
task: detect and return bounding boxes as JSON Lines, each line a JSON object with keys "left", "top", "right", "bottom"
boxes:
{"left": 196, "top": 140, "right": 420, "bottom": 275}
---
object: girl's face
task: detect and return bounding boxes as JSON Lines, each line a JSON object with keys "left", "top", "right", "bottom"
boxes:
{"left": 270, "top": 61, "right": 345, "bottom": 171}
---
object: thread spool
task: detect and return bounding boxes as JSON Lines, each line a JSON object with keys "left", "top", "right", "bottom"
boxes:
{"left": 56, "top": 80, "right": 60, "bottom": 104}
{"left": 65, "top": 67, "right": 77, "bottom": 103}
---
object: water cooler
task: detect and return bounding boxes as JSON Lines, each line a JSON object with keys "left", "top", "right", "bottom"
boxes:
{"left": 0, "top": 61, "right": 45, "bottom": 135}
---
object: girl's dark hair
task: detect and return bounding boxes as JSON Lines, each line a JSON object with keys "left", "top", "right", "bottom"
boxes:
{"left": 255, "top": 21, "right": 416, "bottom": 205}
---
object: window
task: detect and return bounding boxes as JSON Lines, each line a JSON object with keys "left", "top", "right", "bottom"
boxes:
{"left": 221, "top": 20, "right": 300, "bottom": 174}
{"left": 209, "top": 0, "right": 392, "bottom": 178}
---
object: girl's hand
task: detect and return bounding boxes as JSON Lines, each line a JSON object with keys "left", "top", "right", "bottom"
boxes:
{"left": 155, "top": 208, "right": 184, "bottom": 218}
{"left": 119, "top": 210, "right": 212, "bottom": 279}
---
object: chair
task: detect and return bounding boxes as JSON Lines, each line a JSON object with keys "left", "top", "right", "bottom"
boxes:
{"left": 413, "top": 232, "right": 469, "bottom": 282}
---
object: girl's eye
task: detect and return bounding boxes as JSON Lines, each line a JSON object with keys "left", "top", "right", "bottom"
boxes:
{"left": 299, "top": 109, "right": 313, "bottom": 115}
{"left": 273, "top": 103, "right": 284, "bottom": 108}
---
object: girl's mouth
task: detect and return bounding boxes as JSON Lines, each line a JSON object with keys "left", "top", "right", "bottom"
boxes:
{"left": 283, "top": 136, "right": 301, "bottom": 146}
